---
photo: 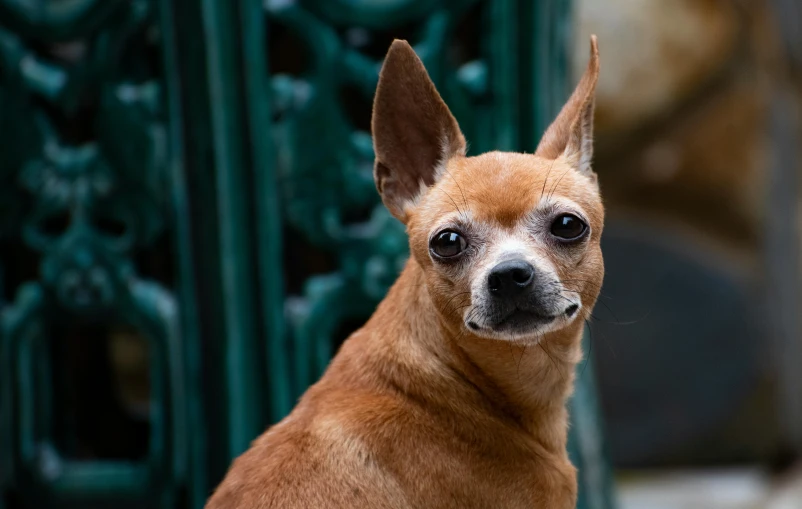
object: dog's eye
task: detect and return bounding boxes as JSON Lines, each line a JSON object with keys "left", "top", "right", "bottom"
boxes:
{"left": 430, "top": 231, "right": 467, "bottom": 258}
{"left": 550, "top": 214, "right": 587, "bottom": 241}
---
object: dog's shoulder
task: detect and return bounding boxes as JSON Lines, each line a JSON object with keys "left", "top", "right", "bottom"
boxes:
{"left": 204, "top": 389, "right": 413, "bottom": 509}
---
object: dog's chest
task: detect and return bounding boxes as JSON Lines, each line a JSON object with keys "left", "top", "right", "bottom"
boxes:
{"left": 372, "top": 422, "right": 577, "bottom": 509}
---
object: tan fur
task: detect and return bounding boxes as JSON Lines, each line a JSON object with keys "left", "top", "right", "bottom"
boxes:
{"left": 206, "top": 37, "right": 603, "bottom": 509}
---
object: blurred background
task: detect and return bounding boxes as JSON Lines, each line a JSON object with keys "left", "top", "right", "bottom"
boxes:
{"left": 0, "top": 0, "right": 800, "bottom": 508}
{"left": 575, "top": 1, "right": 802, "bottom": 507}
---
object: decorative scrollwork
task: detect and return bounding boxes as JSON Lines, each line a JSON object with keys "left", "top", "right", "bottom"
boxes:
{"left": 0, "top": 0, "right": 184, "bottom": 506}
{"left": 0, "top": 0, "right": 124, "bottom": 41}
{"left": 265, "top": 4, "right": 617, "bottom": 508}
{"left": 267, "top": 0, "right": 486, "bottom": 388}
{"left": 0, "top": 0, "right": 164, "bottom": 311}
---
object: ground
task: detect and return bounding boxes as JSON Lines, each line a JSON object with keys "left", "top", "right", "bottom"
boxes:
{"left": 617, "top": 464, "right": 802, "bottom": 509}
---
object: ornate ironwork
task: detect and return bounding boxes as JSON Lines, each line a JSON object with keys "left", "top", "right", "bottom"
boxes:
{"left": 0, "top": 0, "right": 189, "bottom": 507}
{"left": 0, "top": 0, "right": 616, "bottom": 507}
{"left": 266, "top": 1, "right": 616, "bottom": 508}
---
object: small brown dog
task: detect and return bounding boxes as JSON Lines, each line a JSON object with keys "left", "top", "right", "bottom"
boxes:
{"left": 207, "top": 36, "right": 603, "bottom": 509}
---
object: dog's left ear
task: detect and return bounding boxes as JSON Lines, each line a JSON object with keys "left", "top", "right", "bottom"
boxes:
{"left": 372, "top": 40, "right": 466, "bottom": 223}
{"left": 535, "top": 35, "right": 600, "bottom": 178}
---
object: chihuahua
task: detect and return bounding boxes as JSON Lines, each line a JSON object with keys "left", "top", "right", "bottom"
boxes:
{"left": 206, "top": 35, "right": 603, "bottom": 509}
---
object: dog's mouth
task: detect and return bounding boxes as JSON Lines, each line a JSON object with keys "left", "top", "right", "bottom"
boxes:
{"left": 494, "top": 309, "right": 557, "bottom": 330}
{"left": 466, "top": 303, "right": 580, "bottom": 337}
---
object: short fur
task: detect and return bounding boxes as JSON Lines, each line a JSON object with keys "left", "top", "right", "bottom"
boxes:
{"left": 207, "top": 36, "right": 603, "bottom": 509}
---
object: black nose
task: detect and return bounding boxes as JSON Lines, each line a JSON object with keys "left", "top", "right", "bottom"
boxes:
{"left": 487, "top": 260, "right": 535, "bottom": 298}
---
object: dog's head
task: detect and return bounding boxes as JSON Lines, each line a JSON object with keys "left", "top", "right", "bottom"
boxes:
{"left": 372, "top": 37, "right": 603, "bottom": 342}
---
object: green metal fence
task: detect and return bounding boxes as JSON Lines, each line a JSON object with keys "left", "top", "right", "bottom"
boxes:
{"left": 0, "top": 0, "right": 615, "bottom": 507}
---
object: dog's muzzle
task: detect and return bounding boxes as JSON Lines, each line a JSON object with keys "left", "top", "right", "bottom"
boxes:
{"left": 469, "top": 259, "right": 578, "bottom": 334}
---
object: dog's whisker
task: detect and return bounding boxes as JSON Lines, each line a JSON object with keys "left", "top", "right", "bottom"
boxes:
{"left": 539, "top": 158, "right": 558, "bottom": 203}
{"left": 442, "top": 166, "right": 470, "bottom": 217}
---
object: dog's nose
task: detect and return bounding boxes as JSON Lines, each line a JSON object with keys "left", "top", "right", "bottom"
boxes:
{"left": 487, "top": 260, "right": 535, "bottom": 297}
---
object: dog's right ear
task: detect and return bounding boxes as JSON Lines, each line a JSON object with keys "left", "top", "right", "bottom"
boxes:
{"left": 372, "top": 40, "right": 466, "bottom": 223}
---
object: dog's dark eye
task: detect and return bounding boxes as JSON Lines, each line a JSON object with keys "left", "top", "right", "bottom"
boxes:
{"left": 550, "top": 214, "right": 587, "bottom": 241}
{"left": 430, "top": 231, "right": 467, "bottom": 258}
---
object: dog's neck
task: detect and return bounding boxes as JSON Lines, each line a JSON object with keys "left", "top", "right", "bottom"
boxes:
{"left": 366, "top": 259, "right": 584, "bottom": 453}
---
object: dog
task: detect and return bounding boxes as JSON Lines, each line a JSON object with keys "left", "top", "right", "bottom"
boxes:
{"left": 206, "top": 35, "right": 603, "bottom": 509}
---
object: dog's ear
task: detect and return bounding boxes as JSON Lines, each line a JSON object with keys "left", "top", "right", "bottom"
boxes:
{"left": 535, "top": 35, "right": 600, "bottom": 178}
{"left": 372, "top": 40, "right": 466, "bottom": 223}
